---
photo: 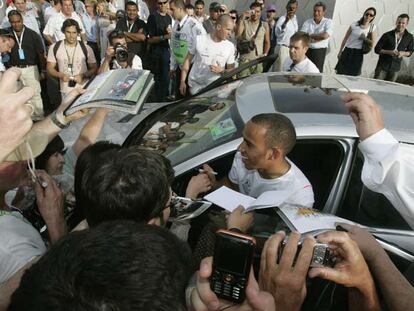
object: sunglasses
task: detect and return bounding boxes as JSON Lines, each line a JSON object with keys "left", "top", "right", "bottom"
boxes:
{"left": 219, "top": 9, "right": 226, "bottom": 13}
{"left": 158, "top": 0, "right": 167, "bottom": 5}
{"left": 230, "top": 16, "right": 236, "bottom": 20}
{"left": 365, "top": 13, "right": 374, "bottom": 17}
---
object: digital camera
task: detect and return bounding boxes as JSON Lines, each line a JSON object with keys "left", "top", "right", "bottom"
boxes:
{"left": 114, "top": 43, "right": 128, "bottom": 63}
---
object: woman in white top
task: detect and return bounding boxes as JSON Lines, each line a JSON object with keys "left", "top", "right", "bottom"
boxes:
{"left": 335, "top": 7, "right": 377, "bottom": 76}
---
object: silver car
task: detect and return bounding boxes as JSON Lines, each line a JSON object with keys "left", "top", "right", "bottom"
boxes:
{"left": 63, "top": 72, "right": 414, "bottom": 293}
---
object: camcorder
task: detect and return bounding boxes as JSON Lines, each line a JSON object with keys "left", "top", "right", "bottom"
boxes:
{"left": 68, "top": 77, "right": 76, "bottom": 87}
{"left": 278, "top": 240, "right": 336, "bottom": 268}
{"left": 114, "top": 43, "right": 128, "bottom": 63}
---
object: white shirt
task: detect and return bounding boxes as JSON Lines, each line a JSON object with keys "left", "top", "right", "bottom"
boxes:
{"left": 170, "top": 15, "right": 206, "bottom": 70}
{"left": 228, "top": 152, "right": 314, "bottom": 207}
{"left": 44, "top": 6, "right": 60, "bottom": 24}
{"left": 359, "top": 129, "right": 414, "bottom": 229}
{"left": 43, "top": 12, "right": 85, "bottom": 42}
{"left": 274, "top": 15, "right": 298, "bottom": 46}
{"left": 282, "top": 57, "right": 320, "bottom": 73}
{"left": 100, "top": 54, "right": 143, "bottom": 70}
{"left": 188, "top": 34, "right": 235, "bottom": 95}
{"left": 345, "top": 21, "right": 376, "bottom": 49}
{"left": 0, "top": 212, "right": 46, "bottom": 283}
{"left": 301, "top": 17, "right": 333, "bottom": 49}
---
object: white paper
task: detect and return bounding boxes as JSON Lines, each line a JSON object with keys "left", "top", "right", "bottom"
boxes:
{"left": 204, "top": 186, "right": 255, "bottom": 212}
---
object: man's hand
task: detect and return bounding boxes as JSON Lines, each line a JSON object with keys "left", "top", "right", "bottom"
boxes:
{"left": 202, "top": 163, "right": 217, "bottom": 186}
{"left": 189, "top": 257, "right": 275, "bottom": 311}
{"left": 210, "top": 62, "right": 224, "bottom": 74}
{"left": 0, "top": 68, "right": 34, "bottom": 163}
{"left": 74, "top": 74, "right": 84, "bottom": 84}
{"left": 186, "top": 174, "right": 212, "bottom": 199}
{"left": 341, "top": 92, "right": 384, "bottom": 141}
{"left": 61, "top": 73, "right": 71, "bottom": 82}
{"left": 335, "top": 223, "right": 385, "bottom": 264}
{"left": 56, "top": 87, "right": 89, "bottom": 122}
{"left": 227, "top": 206, "right": 254, "bottom": 233}
{"left": 259, "top": 231, "right": 314, "bottom": 311}
{"left": 179, "top": 80, "right": 187, "bottom": 96}
{"left": 105, "top": 45, "right": 115, "bottom": 60}
{"left": 308, "top": 231, "right": 373, "bottom": 289}
{"left": 34, "top": 170, "right": 67, "bottom": 244}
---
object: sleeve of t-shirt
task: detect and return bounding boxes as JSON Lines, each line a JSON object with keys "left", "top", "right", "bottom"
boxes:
{"left": 300, "top": 20, "right": 310, "bottom": 33}
{"left": 228, "top": 152, "right": 242, "bottom": 185}
{"left": 43, "top": 17, "right": 54, "bottom": 36}
{"left": 324, "top": 19, "right": 334, "bottom": 36}
{"left": 226, "top": 43, "right": 236, "bottom": 65}
{"left": 147, "top": 14, "right": 157, "bottom": 37}
{"left": 47, "top": 43, "right": 57, "bottom": 63}
{"left": 188, "top": 34, "right": 199, "bottom": 55}
{"left": 189, "top": 21, "right": 207, "bottom": 52}
{"left": 132, "top": 55, "right": 143, "bottom": 69}
{"left": 86, "top": 45, "right": 97, "bottom": 64}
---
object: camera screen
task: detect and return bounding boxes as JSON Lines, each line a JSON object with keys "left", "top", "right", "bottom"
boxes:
{"left": 214, "top": 235, "right": 251, "bottom": 275}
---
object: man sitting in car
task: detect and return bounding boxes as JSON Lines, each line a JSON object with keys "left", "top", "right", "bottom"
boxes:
{"left": 203, "top": 113, "right": 315, "bottom": 208}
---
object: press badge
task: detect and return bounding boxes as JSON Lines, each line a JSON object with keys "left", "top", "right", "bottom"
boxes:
{"left": 18, "top": 49, "right": 25, "bottom": 60}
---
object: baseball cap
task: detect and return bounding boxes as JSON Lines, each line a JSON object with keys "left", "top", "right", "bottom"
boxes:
{"left": 209, "top": 2, "right": 221, "bottom": 12}
{"left": 267, "top": 4, "right": 277, "bottom": 12}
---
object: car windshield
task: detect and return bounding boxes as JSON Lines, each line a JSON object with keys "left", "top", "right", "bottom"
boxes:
{"left": 139, "top": 81, "right": 245, "bottom": 166}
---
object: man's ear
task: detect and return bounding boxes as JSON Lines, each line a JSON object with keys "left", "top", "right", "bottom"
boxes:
{"left": 269, "top": 147, "right": 282, "bottom": 160}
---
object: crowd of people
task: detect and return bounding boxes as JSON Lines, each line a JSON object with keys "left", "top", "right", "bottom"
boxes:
{"left": 1, "top": 0, "right": 414, "bottom": 311}
{"left": 1, "top": 0, "right": 413, "bottom": 119}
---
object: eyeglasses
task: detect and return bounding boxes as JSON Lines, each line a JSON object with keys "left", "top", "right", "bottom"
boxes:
{"left": 230, "top": 16, "right": 236, "bottom": 20}
{"left": 365, "top": 13, "right": 374, "bottom": 17}
{"left": 219, "top": 9, "right": 226, "bottom": 13}
{"left": 158, "top": 0, "right": 167, "bottom": 5}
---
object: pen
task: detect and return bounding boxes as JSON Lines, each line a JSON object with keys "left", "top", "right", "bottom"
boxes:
{"left": 198, "top": 168, "right": 218, "bottom": 175}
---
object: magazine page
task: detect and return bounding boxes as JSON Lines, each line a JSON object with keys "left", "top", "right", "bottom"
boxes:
{"left": 277, "top": 204, "right": 357, "bottom": 235}
{"left": 64, "top": 69, "right": 152, "bottom": 115}
{"left": 204, "top": 186, "right": 256, "bottom": 212}
{"left": 169, "top": 196, "right": 212, "bottom": 221}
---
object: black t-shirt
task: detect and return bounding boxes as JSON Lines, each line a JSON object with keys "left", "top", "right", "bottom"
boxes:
{"left": 147, "top": 12, "right": 172, "bottom": 50}
{"left": 115, "top": 17, "right": 147, "bottom": 59}
{"left": 5, "top": 27, "right": 45, "bottom": 68}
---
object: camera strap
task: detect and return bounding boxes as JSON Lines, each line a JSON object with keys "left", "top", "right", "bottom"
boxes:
{"left": 64, "top": 41, "right": 78, "bottom": 76}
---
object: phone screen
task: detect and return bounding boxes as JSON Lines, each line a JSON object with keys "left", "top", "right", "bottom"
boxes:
{"left": 215, "top": 235, "right": 251, "bottom": 275}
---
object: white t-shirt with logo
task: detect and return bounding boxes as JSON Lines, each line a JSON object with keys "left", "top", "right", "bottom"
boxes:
{"left": 228, "top": 152, "right": 314, "bottom": 207}
{"left": 188, "top": 34, "right": 235, "bottom": 95}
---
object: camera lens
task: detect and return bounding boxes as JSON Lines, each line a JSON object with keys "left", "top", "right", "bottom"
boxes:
{"left": 114, "top": 44, "right": 128, "bottom": 62}
{"left": 68, "top": 80, "right": 76, "bottom": 87}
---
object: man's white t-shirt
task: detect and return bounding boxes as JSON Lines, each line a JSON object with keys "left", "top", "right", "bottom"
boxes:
{"left": 228, "top": 152, "right": 314, "bottom": 207}
{"left": 188, "top": 33, "right": 235, "bottom": 95}
{"left": 43, "top": 12, "right": 86, "bottom": 43}
{"left": 0, "top": 212, "right": 46, "bottom": 283}
{"left": 282, "top": 57, "right": 320, "bottom": 73}
{"left": 301, "top": 17, "right": 333, "bottom": 49}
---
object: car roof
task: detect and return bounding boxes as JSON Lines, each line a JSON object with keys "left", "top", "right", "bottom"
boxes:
{"left": 236, "top": 73, "right": 414, "bottom": 144}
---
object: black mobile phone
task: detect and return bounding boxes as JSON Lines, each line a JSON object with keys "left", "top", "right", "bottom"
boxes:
{"left": 210, "top": 229, "right": 256, "bottom": 303}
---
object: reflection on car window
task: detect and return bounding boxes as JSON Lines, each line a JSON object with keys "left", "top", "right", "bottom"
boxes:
{"left": 139, "top": 81, "right": 244, "bottom": 166}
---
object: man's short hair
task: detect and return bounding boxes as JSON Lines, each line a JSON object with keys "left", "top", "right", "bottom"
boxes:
{"left": 79, "top": 147, "right": 173, "bottom": 226}
{"left": 398, "top": 13, "right": 410, "bottom": 21}
{"left": 216, "top": 14, "right": 233, "bottom": 27}
{"left": 125, "top": 0, "right": 137, "bottom": 9}
{"left": 185, "top": 3, "right": 194, "bottom": 10}
{"left": 209, "top": 1, "right": 220, "bottom": 12}
{"left": 170, "top": 0, "right": 185, "bottom": 9}
{"left": 0, "top": 29, "right": 14, "bottom": 39}
{"left": 59, "top": 0, "right": 73, "bottom": 5}
{"left": 7, "top": 9, "right": 22, "bottom": 19}
{"left": 195, "top": 0, "right": 204, "bottom": 6}
{"left": 61, "top": 18, "right": 81, "bottom": 33}
{"left": 13, "top": 0, "right": 26, "bottom": 3}
{"left": 9, "top": 221, "right": 193, "bottom": 311}
{"left": 250, "top": 1, "right": 262, "bottom": 10}
{"left": 107, "top": 29, "right": 126, "bottom": 45}
{"left": 290, "top": 31, "right": 311, "bottom": 47}
{"left": 314, "top": 1, "right": 326, "bottom": 11}
{"left": 286, "top": 0, "right": 298, "bottom": 8}
{"left": 250, "top": 113, "right": 296, "bottom": 154}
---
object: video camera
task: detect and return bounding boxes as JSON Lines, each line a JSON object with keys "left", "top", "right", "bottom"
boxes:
{"left": 114, "top": 43, "right": 128, "bottom": 63}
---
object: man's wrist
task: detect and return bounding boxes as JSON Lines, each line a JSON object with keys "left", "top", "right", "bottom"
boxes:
{"left": 51, "top": 111, "right": 71, "bottom": 129}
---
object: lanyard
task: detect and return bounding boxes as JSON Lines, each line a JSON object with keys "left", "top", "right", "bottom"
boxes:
{"left": 64, "top": 41, "right": 77, "bottom": 75}
{"left": 13, "top": 27, "right": 25, "bottom": 49}
{"left": 394, "top": 32, "right": 403, "bottom": 51}
{"left": 127, "top": 20, "right": 134, "bottom": 32}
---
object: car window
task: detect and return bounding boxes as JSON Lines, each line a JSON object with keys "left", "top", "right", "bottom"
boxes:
{"left": 138, "top": 81, "right": 245, "bottom": 166}
{"left": 338, "top": 149, "right": 411, "bottom": 230}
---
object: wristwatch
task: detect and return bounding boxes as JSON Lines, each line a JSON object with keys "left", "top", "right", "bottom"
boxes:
{"left": 51, "top": 111, "right": 71, "bottom": 129}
